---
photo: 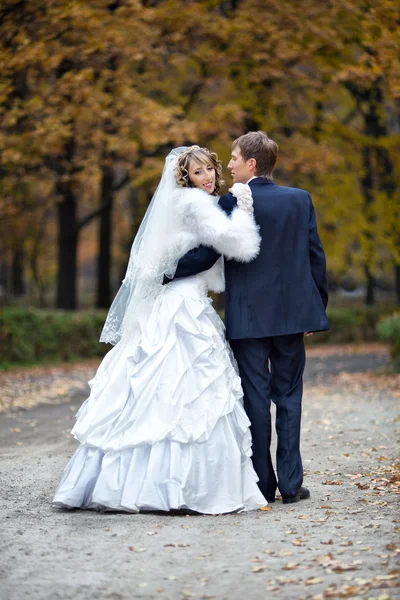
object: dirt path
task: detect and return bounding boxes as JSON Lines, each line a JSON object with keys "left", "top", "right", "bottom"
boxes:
{"left": 0, "top": 345, "right": 399, "bottom": 600}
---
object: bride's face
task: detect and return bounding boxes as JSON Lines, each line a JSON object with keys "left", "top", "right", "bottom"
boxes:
{"left": 188, "top": 159, "right": 216, "bottom": 194}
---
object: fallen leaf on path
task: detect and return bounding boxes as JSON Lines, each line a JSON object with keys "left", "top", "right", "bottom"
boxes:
{"left": 331, "top": 560, "right": 362, "bottom": 573}
{"left": 304, "top": 577, "right": 322, "bottom": 585}
{"left": 314, "top": 553, "right": 334, "bottom": 564}
{"left": 310, "top": 518, "right": 328, "bottom": 523}
{"left": 283, "top": 562, "right": 300, "bottom": 570}
{"left": 259, "top": 506, "right": 272, "bottom": 511}
{"left": 252, "top": 566, "right": 265, "bottom": 573}
{"left": 355, "top": 483, "right": 369, "bottom": 490}
{"left": 276, "top": 550, "right": 293, "bottom": 556}
{"left": 275, "top": 576, "right": 298, "bottom": 584}
{"left": 322, "top": 480, "right": 343, "bottom": 485}
{"left": 385, "top": 543, "right": 397, "bottom": 551}
{"left": 373, "top": 574, "right": 398, "bottom": 581}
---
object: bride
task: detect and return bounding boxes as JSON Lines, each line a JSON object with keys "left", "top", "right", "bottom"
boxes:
{"left": 52, "top": 146, "right": 267, "bottom": 514}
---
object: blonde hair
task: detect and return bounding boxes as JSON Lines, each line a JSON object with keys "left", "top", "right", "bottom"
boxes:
{"left": 175, "top": 146, "right": 225, "bottom": 196}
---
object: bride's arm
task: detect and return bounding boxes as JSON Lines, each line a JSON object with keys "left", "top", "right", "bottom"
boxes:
{"left": 183, "top": 184, "right": 261, "bottom": 262}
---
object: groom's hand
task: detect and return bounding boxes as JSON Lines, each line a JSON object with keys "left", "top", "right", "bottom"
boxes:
{"left": 304, "top": 332, "right": 313, "bottom": 337}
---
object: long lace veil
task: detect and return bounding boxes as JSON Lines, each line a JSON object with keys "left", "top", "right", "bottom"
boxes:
{"left": 100, "top": 147, "right": 188, "bottom": 346}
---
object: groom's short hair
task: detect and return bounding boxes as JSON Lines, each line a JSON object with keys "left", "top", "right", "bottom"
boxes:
{"left": 233, "top": 131, "right": 278, "bottom": 180}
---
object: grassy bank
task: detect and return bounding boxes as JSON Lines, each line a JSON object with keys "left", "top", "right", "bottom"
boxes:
{"left": 0, "top": 306, "right": 398, "bottom": 370}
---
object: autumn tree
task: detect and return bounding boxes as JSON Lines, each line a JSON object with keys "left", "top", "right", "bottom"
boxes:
{"left": 1, "top": 0, "right": 398, "bottom": 310}
{"left": 222, "top": 0, "right": 400, "bottom": 304}
{"left": 0, "top": 0, "right": 195, "bottom": 308}
{"left": 1, "top": 0, "right": 240, "bottom": 308}
{"left": 334, "top": 1, "right": 400, "bottom": 303}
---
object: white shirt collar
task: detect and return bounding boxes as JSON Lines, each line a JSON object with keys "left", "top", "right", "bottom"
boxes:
{"left": 246, "top": 176, "right": 258, "bottom": 184}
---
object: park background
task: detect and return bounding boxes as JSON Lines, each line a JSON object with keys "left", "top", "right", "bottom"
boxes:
{"left": 0, "top": 0, "right": 399, "bottom": 367}
{"left": 1, "top": 6, "right": 399, "bottom": 599}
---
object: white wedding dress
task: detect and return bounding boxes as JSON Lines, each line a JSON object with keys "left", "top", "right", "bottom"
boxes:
{"left": 52, "top": 153, "right": 267, "bottom": 514}
{"left": 52, "top": 274, "right": 267, "bottom": 513}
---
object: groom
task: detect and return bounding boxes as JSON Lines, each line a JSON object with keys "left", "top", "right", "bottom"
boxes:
{"left": 166, "top": 131, "right": 329, "bottom": 504}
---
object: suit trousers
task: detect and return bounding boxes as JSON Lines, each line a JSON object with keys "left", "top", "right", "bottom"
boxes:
{"left": 230, "top": 334, "right": 305, "bottom": 500}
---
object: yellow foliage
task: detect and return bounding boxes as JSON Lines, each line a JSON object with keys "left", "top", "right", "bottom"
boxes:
{"left": 0, "top": 0, "right": 399, "bottom": 302}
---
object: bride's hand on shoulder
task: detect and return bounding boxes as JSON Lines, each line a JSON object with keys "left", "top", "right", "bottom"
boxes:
{"left": 228, "top": 183, "right": 253, "bottom": 214}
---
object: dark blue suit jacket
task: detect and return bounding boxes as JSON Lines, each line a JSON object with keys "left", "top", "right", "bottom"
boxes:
{"left": 168, "top": 177, "right": 329, "bottom": 340}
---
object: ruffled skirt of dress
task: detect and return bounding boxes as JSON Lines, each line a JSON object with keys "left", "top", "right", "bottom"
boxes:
{"left": 52, "top": 277, "right": 267, "bottom": 514}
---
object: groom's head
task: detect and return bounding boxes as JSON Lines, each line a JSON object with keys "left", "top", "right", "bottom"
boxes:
{"left": 228, "top": 131, "right": 278, "bottom": 184}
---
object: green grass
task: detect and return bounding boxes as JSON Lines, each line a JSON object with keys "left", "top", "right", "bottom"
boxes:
{"left": 0, "top": 308, "right": 108, "bottom": 368}
{"left": 377, "top": 314, "right": 400, "bottom": 370}
{"left": 0, "top": 305, "right": 395, "bottom": 370}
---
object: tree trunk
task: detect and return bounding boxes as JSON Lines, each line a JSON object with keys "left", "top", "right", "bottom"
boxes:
{"left": 11, "top": 247, "right": 25, "bottom": 296}
{"left": 362, "top": 85, "right": 397, "bottom": 307}
{"left": 359, "top": 84, "right": 388, "bottom": 306}
{"left": 395, "top": 263, "right": 400, "bottom": 306}
{"left": 96, "top": 165, "right": 114, "bottom": 309}
{"left": 364, "top": 266, "right": 375, "bottom": 305}
{"left": 0, "top": 261, "right": 9, "bottom": 295}
{"left": 346, "top": 80, "right": 397, "bottom": 307}
{"left": 56, "top": 182, "right": 78, "bottom": 309}
{"left": 360, "top": 144, "right": 375, "bottom": 306}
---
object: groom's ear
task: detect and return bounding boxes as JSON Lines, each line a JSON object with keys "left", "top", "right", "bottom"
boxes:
{"left": 248, "top": 157, "right": 257, "bottom": 173}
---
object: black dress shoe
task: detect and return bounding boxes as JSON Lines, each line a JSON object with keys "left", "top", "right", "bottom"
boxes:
{"left": 282, "top": 486, "right": 310, "bottom": 504}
